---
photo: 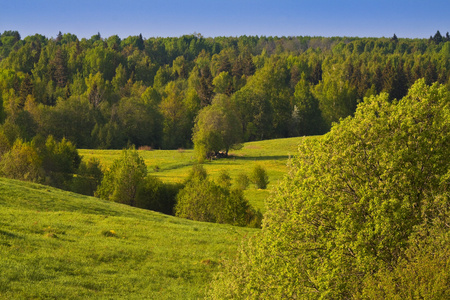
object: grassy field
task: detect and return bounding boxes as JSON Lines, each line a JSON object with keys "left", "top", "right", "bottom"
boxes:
{"left": 0, "top": 177, "right": 256, "bottom": 299}
{"left": 80, "top": 137, "right": 305, "bottom": 212}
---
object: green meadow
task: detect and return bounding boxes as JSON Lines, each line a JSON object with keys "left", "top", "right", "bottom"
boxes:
{"left": 80, "top": 137, "right": 306, "bottom": 212}
{"left": 0, "top": 137, "right": 305, "bottom": 299}
{"left": 0, "top": 177, "right": 256, "bottom": 299}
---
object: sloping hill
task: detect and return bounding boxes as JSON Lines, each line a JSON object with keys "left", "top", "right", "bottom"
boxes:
{"left": 0, "top": 177, "right": 256, "bottom": 299}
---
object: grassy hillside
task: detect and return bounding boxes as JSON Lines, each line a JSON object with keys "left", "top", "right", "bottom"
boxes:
{"left": 0, "top": 177, "right": 256, "bottom": 299}
{"left": 80, "top": 137, "right": 307, "bottom": 212}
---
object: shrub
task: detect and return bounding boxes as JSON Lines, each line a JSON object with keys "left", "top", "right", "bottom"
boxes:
{"left": 185, "top": 164, "right": 208, "bottom": 182}
{"left": 235, "top": 172, "right": 250, "bottom": 190}
{"left": 70, "top": 158, "right": 103, "bottom": 196}
{"left": 135, "top": 177, "right": 182, "bottom": 215}
{"left": 216, "top": 169, "right": 231, "bottom": 187}
{"left": 175, "top": 169, "right": 261, "bottom": 227}
{"left": 95, "top": 149, "right": 147, "bottom": 207}
{"left": 0, "top": 139, "right": 43, "bottom": 182}
{"left": 250, "top": 165, "right": 269, "bottom": 189}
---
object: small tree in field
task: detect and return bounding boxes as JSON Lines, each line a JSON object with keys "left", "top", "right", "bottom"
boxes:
{"left": 96, "top": 149, "right": 147, "bottom": 206}
{"left": 235, "top": 172, "right": 250, "bottom": 190}
{"left": 250, "top": 165, "right": 269, "bottom": 189}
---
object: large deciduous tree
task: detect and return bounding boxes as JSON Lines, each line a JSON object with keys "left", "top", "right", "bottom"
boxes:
{"left": 192, "top": 94, "right": 242, "bottom": 161}
{"left": 210, "top": 79, "right": 450, "bottom": 299}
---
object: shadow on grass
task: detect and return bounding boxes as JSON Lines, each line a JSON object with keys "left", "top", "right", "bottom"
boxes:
{"left": 0, "top": 229, "right": 22, "bottom": 239}
{"left": 231, "top": 155, "right": 290, "bottom": 161}
{"left": 150, "top": 162, "right": 196, "bottom": 172}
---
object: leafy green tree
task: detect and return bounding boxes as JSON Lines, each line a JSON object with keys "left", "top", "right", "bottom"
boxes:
{"left": 193, "top": 94, "right": 242, "bottom": 161}
{"left": 249, "top": 165, "right": 269, "bottom": 189}
{"left": 313, "top": 68, "right": 358, "bottom": 129}
{"left": 0, "top": 128, "right": 11, "bottom": 157}
{"left": 159, "top": 81, "right": 192, "bottom": 148}
{"left": 361, "top": 220, "right": 450, "bottom": 299}
{"left": 212, "top": 71, "right": 233, "bottom": 95}
{"left": 0, "top": 139, "right": 43, "bottom": 182}
{"left": 210, "top": 79, "right": 450, "bottom": 298}
{"left": 197, "top": 65, "right": 214, "bottom": 106}
{"left": 96, "top": 149, "right": 147, "bottom": 206}
{"left": 84, "top": 71, "right": 111, "bottom": 108}
{"left": 116, "top": 96, "right": 163, "bottom": 148}
{"left": 172, "top": 55, "right": 191, "bottom": 79}
{"left": 175, "top": 169, "right": 259, "bottom": 227}
{"left": 35, "top": 96, "right": 96, "bottom": 148}
{"left": 292, "top": 73, "right": 324, "bottom": 135}
{"left": 235, "top": 172, "right": 250, "bottom": 190}
{"left": 40, "top": 136, "right": 81, "bottom": 188}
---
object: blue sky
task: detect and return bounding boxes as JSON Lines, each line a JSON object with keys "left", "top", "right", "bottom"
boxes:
{"left": 1, "top": 0, "right": 450, "bottom": 39}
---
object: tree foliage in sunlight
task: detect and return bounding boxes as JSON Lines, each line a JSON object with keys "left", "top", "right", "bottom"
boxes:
{"left": 210, "top": 79, "right": 450, "bottom": 299}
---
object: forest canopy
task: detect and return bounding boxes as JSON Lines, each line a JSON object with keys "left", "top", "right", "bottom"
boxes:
{"left": 1, "top": 30, "right": 450, "bottom": 150}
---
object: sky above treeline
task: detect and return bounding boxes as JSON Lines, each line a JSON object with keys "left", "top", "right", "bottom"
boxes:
{"left": 2, "top": 0, "right": 450, "bottom": 40}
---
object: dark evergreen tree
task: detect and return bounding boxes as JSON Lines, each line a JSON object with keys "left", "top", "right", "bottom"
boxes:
{"left": 391, "top": 33, "right": 398, "bottom": 42}
{"left": 50, "top": 48, "right": 68, "bottom": 88}
{"left": 433, "top": 30, "right": 443, "bottom": 44}
{"left": 56, "top": 31, "right": 63, "bottom": 44}
{"left": 197, "top": 65, "right": 214, "bottom": 106}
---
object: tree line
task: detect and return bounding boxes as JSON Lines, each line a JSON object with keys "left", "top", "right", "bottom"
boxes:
{"left": 1, "top": 30, "right": 450, "bottom": 153}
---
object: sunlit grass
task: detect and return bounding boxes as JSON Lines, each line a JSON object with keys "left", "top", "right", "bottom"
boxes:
{"left": 80, "top": 137, "right": 307, "bottom": 212}
{"left": 0, "top": 178, "right": 255, "bottom": 299}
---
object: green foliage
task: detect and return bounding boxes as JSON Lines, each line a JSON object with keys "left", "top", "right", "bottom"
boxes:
{"left": 80, "top": 136, "right": 304, "bottom": 213}
{"left": 250, "top": 165, "right": 269, "bottom": 189}
{"left": 0, "top": 133, "right": 85, "bottom": 190}
{"left": 210, "top": 79, "right": 450, "bottom": 298}
{"left": 2, "top": 32, "right": 450, "bottom": 150}
{"left": 193, "top": 94, "right": 242, "bottom": 161}
{"left": 70, "top": 157, "right": 103, "bottom": 196}
{"left": 235, "top": 172, "right": 250, "bottom": 190}
{"left": 39, "top": 136, "right": 81, "bottom": 188}
{"left": 0, "top": 128, "right": 11, "bottom": 157}
{"left": 175, "top": 166, "right": 262, "bottom": 227}
{"left": 185, "top": 163, "right": 208, "bottom": 182}
{"left": 360, "top": 218, "right": 450, "bottom": 299}
{"left": 0, "top": 139, "right": 43, "bottom": 182}
{"left": 216, "top": 169, "right": 232, "bottom": 187}
{"left": 96, "top": 149, "right": 147, "bottom": 206}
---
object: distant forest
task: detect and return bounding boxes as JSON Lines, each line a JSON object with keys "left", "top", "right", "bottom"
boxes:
{"left": 1, "top": 30, "right": 450, "bottom": 149}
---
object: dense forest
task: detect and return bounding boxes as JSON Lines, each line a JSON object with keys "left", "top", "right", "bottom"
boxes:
{"left": 1, "top": 30, "right": 450, "bottom": 151}
{"left": 1, "top": 30, "right": 450, "bottom": 298}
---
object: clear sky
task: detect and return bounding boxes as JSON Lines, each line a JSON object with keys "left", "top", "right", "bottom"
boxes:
{"left": 1, "top": 0, "right": 450, "bottom": 39}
